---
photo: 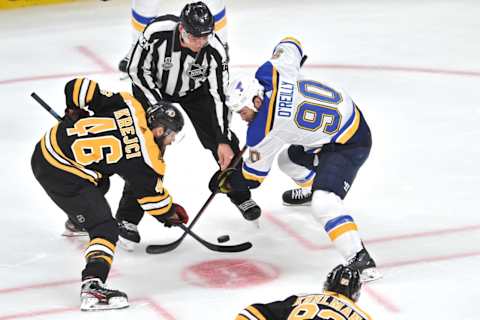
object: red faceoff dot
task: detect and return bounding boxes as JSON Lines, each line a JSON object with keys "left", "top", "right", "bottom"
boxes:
{"left": 182, "top": 259, "right": 280, "bottom": 288}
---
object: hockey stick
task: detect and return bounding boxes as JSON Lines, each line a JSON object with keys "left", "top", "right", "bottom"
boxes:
{"left": 146, "top": 146, "right": 249, "bottom": 254}
{"left": 31, "top": 92, "right": 62, "bottom": 121}
{"left": 177, "top": 224, "right": 252, "bottom": 253}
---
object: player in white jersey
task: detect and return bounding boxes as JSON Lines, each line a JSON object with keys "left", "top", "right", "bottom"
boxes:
{"left": 222, "top": 37, "right": 381, "bottom": 282}
{"left": 119, "top": 0, "right": 229, "bottom": 73}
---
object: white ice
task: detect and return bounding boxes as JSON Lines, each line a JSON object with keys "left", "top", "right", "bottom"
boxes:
{"left": 1, "top": 0, "right": 479, "bottom": 319}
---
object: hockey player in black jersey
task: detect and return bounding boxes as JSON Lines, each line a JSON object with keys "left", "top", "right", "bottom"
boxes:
{"left": 235, "top": 264, "right": 372, "bottom": 320}
{"left": 31, "top": 77, "right": 188, "bottom": 311}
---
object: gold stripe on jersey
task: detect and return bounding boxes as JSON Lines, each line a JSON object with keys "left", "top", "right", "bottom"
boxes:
{"left": 85, "top": 238, "right": 116, "bottom": 266}
{"left": 137, "top": 191, "right": 169, "bottom": 205}
{"left": 86, "top": 80, "right": 97, "bottom": 106}
{"left": 40, "top": 129, "right": 99, "bottom": 186}
{"left": 246, "top": 306, "right": 267, "bottom": 320}
{"left": 89, "top": 238, "right": 116, "bottom": 252}
{"left": 328, "top": 222, "right": 358, "bottom": 241}
{"left": 336, "top": 106, "right": 360, "bottom": 144}
{"left": 281, "top": 36, "right": 302, "bottom": 48}
{"left": 49, "top": 125, "right": 101, "bottom": 181}
{"left": 242, "top": 170, "right": 266, "bottom": 183}
{"left": 145, "top": 196, "right": 173, "bottom": 217}
{"left": 131, "top": 17, "right": 147, "bottom": 32}
{"left": 214, "top": 16, "right": 227, "bottom": 32}
{"left": 265, "top": 67, "right": 278, "bottom": 136}
{"left": 85, "top": 252, "right": 113, "bottom": 265}
{"left": 120, "top": 92, "right": 165, "bottom": 176}
{"left": 234, "top": 315, "right": 249, "bottom": 320}
{"left": 296, "top": 178, "right": 313, "bottom": 188}
{"left": 72, "top": 78, "right": 83, "bottom": 107}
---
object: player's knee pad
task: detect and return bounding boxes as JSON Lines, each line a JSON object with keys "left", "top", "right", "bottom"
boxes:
{"left": 311, "top": 190, "right": 345, "bottom": 225}
{"left": 278, "top": 146, "right": 316, "bottom": 186}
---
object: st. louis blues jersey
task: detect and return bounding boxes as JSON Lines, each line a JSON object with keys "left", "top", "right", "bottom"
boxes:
{"left": 242, "top": 37, "right": 363, "bottom": 185}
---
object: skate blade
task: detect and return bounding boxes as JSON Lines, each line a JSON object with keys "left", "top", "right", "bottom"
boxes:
{"left": 118, "top": 237, "right": 138, "bottom": 252}
{"left": 282, "top": 202, "right": 312, "bottom": 207}
{"left": 250, "top": 219, "right": 261, "bottom": 229}
{"left": 360, "top": 268, "right": 383, "bottom": 283}
{"left": 62, "top": 230, "right": 88, "bottom": 237}
{"left": 81, "top": 297, "right": 129, "bottom": 311}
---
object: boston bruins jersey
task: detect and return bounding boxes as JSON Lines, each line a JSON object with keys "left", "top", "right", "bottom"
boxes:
{"left": 38, "top": 78, "right": 173, "bottom": 219}
{"left": 236, "top": 291, "right": 372, "bottom": 320}
{"left": 241, "top": 37, "right": 365, "bottom": 186}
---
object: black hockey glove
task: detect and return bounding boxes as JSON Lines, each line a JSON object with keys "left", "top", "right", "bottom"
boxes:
{"left": 64, "top": 107, "right": 89, "bottom": 122}
{"left": 208, "top": 168, "right": 248, "bottom": 194}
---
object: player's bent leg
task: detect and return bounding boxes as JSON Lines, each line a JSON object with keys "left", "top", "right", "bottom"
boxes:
{"left": 311, "top": 190, "right": 381, "bottom": 282}
{"left": 278, "top": 145, "right": 316, "bottom": 206}
{"left": 81, "top": 219, "right": 128, "bottom": 311}
{"left": 115, "top": 183, "right": 144, "bottom": 251}
{"left": 117, "top": 220, "right": 140, "bottom": 252}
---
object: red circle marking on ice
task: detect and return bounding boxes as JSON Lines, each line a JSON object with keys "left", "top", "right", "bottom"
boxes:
{"left": 182, "top": 259, "right": 280, "bottom": 288}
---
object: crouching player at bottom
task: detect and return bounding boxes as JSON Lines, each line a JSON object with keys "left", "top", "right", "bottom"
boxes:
{"left": 235, "top": 265, "right": 372, "bottom": 320}
{"left": 31, "top": 78, "right": 188, "bottom": 311}
{"left": 218, "top": 37, "right": 381, "bottom": 281}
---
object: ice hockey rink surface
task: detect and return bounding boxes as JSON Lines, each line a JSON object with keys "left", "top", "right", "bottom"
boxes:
{"left": 1, "top": 0, "right": 479, "bottom": 319}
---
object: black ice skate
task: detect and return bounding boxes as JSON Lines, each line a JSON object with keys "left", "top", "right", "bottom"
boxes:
{"left": 62, "top": 219, "right": 87, "bottom": 237}
{"left": 282, "top": 188, "right": 312, "bottom": 206}
{"left": 232, "top": 199, "right": 261, "bottom": 221}
{"left": 347, "top": 248, "right": 382, "bottom": 282}
{"left": 117, "top": 220, "right": 140, "bottom": 252}
{"left": 80, "top": 278, "right": 128, "bottom": 311}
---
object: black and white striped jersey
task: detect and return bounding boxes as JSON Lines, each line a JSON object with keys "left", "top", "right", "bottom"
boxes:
{"left": 127, "top": 14, "right": 231, "bottom": 138}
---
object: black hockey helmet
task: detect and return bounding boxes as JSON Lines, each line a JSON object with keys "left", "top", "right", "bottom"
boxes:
{"left": 180, "top": 2, "right": 214, "bottom": 36}
{"left": 147, "top": 102, "right": 184, "bottom": 134}
{"left": 324, "top": 265, "right": 362, "bottom": 302}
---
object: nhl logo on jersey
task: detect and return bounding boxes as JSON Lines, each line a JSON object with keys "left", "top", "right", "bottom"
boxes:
{"left": 186, "top": 62, "right": 208, "bottom": 80}
{"left": 162, "top": 57, "right": 173, "bottom": 70}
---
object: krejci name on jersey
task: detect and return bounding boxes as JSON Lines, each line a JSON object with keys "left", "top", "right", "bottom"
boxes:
{"left": 113, "top": 108, "right": 142, "bottom": 159}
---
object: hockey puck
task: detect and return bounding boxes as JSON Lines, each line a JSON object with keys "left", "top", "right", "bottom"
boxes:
{"left": 217, "top": 235, "right": 230, "bottom": 243}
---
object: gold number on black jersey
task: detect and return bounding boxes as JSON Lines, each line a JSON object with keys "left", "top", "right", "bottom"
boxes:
{"left": 67, "top": 117, "right": 123, "bottom": 165}
{"left": 67, "top": 117, "right": 117, "bottom": 137}
{"left": 287, "top": 304, "right": 319, "bottom": 320}
{"left": 288, "top": 304, "right": 347, "bottom": 320}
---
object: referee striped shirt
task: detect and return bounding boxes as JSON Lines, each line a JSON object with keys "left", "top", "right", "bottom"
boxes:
{"left": 127, "top": 15, "right": 231, "bottom": 140}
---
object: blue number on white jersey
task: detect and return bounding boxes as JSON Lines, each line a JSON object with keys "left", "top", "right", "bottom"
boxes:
{"left": 294, "top": 80, "right": 343, "bottom": 134}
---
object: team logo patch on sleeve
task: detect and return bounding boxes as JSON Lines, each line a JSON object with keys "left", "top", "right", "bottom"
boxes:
{"left": 272, "top": 47, "right": 284, "bottom": 59}
{"left": 249, "top": 150, "right": 261, "bottom": 162}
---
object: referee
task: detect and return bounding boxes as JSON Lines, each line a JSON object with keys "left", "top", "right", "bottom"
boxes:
{"left": 116, "top": 2, "right": 261, "bottom": 249}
